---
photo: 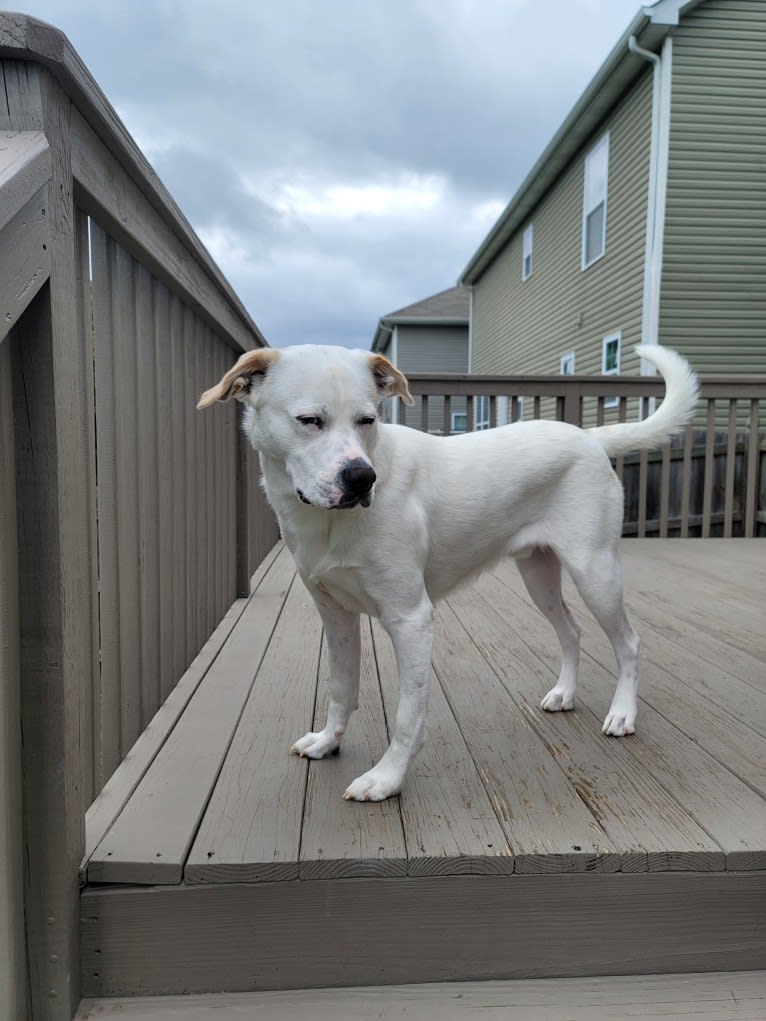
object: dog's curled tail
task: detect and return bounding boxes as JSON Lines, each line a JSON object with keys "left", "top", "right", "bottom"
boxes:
{"left": 587, "top": 345, "right": 700, "bottom": 457}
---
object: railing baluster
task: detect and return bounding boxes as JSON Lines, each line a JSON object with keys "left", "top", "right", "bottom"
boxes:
{"left": 443, "top": 395, "right": 451, "bottom": 436}
{"left": 724, "top": 399, "right": 737, "bottom": 538}
{"left": 702, "top": 399, "right": 716, "bottom": 538}
{"left": 489, "top": 395, "right": 497, "bottom": 429}
{"left": 420, "top": 394, "right": 429, "bottom": 433}
{"left": 681, "top": 422, "right": 693, "bottom": 538}
{"left": 638, "top": 449, "right": 648, "bottom": 539}
{"left": 466, "top": 394, "right": 474, "bottom": 432}
{"left": 659, "top": 442, "right": 670, "bottom": 538}
{"left": 744, "top": 398, "right": 760, "bottom": 538}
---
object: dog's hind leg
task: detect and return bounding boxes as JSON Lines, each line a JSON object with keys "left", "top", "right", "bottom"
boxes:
{"left": 562, "top": 547, "right": 640, "bottom": 737}
{"left": 516, "top": 548, "right": 581, "bottom": 713}
{"left": 291, "top": 599, "right": 360, "bottom": 759}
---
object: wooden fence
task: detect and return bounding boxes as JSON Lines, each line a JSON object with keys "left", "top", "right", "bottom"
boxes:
{"left": 404, "top": 374, "right": 766, "bottom": 539}
{"left": 0, "top": 15, "right": 278, "bottom": 1020}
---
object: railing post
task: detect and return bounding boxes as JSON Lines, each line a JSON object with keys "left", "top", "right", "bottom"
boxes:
{"left": 7, "top": 65, "right": 94, "bottom": 1019}
{"left": 236, "top": 412, "right": 253, "bottom": 597}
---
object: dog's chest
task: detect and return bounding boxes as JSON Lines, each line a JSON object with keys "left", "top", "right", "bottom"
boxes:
{"left": 285, "top": 516, "right": 378, "bottom": 616}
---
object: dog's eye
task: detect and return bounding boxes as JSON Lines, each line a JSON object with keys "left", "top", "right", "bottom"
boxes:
{"left": 296, "top": 415, "right": 323, "bottom": 429}
{"left": 357, "top": 416, "right": 376, "bottom": 427}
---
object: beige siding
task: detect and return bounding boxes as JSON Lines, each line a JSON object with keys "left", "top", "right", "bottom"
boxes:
{"left": 661, "top": 0, "right": 766, "bottom": 374}
{"left": 472, "top": 69, "right": 653, "bottom": 381}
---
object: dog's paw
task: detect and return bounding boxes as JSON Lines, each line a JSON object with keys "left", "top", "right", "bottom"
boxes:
{"left": 541, "top": 686, "right": 576, "bottom": 712}
{"left": 343, "top": 767, "right": 401, "bottom": 802}
{"left": 602, "top": 705, "right": 637, "bottom": 737}
{"left": 290, "top": 729, "right": 340, "bottom": 759}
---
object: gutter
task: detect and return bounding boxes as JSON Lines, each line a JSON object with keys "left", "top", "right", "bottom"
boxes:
{"left": 629, "top": 33, "right": 674, "bottom": 370}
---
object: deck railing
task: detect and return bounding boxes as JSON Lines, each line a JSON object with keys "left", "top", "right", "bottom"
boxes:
{"left": 402, "top": 373, "right": 766, "bottom": 539}
{"left": 0, "top": 15, "right": 278, "bottom": 1019}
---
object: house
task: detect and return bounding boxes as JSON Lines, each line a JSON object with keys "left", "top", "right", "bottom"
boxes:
{"left": 460, "top": 0, "right": 766, "bottom": 391}
{"left": 371, "top": 284, "right": 471, "bottom": 430}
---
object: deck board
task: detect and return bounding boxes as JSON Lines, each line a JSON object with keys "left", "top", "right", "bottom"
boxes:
{"left": 185, "top": 571, "right": 322, "bottom": 883}
{"left": 298, "top": 621, "right": 408, "bottom": 879}
{"left": 75, "top": 970, "right": 766, "bottom": 1021}
{"left": 85, "top": 539, "right": 766, "bottom": 886}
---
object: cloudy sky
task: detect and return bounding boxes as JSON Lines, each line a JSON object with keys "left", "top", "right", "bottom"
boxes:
{"left": 29, "top": 0, "right": 647, "bottom": 347}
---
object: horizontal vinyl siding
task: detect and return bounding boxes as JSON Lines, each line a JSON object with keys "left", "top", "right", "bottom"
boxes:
{"left": 395, "top": 325, "right": 469, "bottom": 373}
{"left": 661, "top": 0, "right": 766, "bottom": 374}
{"left": 472, "top": 69, "right": 653, "bottom": 381}
{"left": 396, "top": 325, "right": 469, "bottom": 431}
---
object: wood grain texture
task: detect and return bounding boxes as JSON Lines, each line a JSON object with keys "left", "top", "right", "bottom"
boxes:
{"left": 488, "top": 561, "right": 766, "bottom": 869}
{"left": 372, "top": 618, "right": 514, "bottom": 876}
{"left": 0, "top": 129, "right": 50, "bottom": 230}
{"left": 0, "top": 183, "right": 51, "bottom": 343}
{"left": 87, "top": 547, "right": 295, "bottom": 884}
{"left": 80, "top": 872, "right": 766, "bottom": 995}
{"left": 299, "top": 621, "right": 408, "bottom": 880}
{"left": 450, "top": 577, "right": 725, "bottom": 872}
{"left": 185, "top": 569, "right": 322, "bottom": 884}
{"left": 75, "top": 971, "right": 766, "bottom": 1021}
{"left": 0, "top": 331, "right": 26, "bottom": 1021}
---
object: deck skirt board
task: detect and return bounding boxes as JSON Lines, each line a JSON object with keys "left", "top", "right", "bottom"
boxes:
{"left": 80, "top": 872, "right": 766, "bottom": 996}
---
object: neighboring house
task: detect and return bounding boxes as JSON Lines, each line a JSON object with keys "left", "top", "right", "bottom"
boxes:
{"left": 460, "top": 0, "right": 766, "bottom": 393}
{"left": 372, "top": 285, "right": 471, "bottom": 430}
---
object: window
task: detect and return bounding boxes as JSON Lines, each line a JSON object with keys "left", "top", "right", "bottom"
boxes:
{"left": 451, "top": 411, "right": 467, "bottom": 433}
{"left": 474, "top": 395, "right": 490, "bottom": 430}
{"left": 582, "top": 134, "right": 609, "bottom": 269}
{"left": 602, "top": 332, "right": 621, "bottom": 408}
{"left": 560, "top": 351, "right": 575, "bottom": 376}
{"left": 522, "top": 224, "right": 533, "bottom": 281}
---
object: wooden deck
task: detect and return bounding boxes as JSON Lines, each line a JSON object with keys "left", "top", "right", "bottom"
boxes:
{"left": 81, "top": 539, "right": 766, "bottom": 996}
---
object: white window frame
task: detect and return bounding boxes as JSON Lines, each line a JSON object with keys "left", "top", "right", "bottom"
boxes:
{"left": 560, "top": 351, "right": 575, "bottom": 376}
{"left": 522, "top": 223, "right": 533, "bottom": 281}
{"left": 602, "top": 331, "right": 621, "bottom": 408}
{"left": 451, "top": 410, "right": 467, "bottom": 433}
{"left": 582, "top": 133, "right": 609, "bottom": 270}
{"left": 474, "top": 395, "right": 490, "bottom": 430}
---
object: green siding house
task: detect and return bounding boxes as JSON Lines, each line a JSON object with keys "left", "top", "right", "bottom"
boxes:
{"left": 460, "top": 0, "right": 766, "bottom": 385}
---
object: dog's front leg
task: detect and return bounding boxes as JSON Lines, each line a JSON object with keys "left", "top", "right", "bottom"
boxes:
{"left": 344, "top": 599, "right": 434, "bottom": 802}
{"left": 290, "top": 598, "right": 360, "bottom": 760}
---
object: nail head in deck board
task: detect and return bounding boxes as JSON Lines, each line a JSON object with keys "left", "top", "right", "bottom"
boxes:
{"left": 449, "top": 582, "right": 723, "bottom": 868}
{"left": 371, "top": 618, "right": 515, "bottom": 875}
{"left": 74, "top": 970, "right": 766, "bottom": 1021}
{"left": 185, "top": 572, "right": 323, "bottom": 884}
{"left": 80, "top": 872, "right": 766, "bottom": 996}
{"left": 299, "top": 622, "right": 408, "bottom": 880}
{"left": 484, "top": 564, "right": 766, "bottom": 867}
{"left": 432, "top": 601, "right": 618, "bottom": 872}
{"left": 87, "top": 546, "right": 296, "bottom": 884}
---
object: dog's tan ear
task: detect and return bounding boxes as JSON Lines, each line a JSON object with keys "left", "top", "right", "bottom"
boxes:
{"left": 369, "top": 354, "right": 414, "bottom": 406}
{"left": 197, "top": 348, "right": 279, "bottom": 409}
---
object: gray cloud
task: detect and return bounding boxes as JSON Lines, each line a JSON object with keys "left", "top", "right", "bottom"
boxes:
{"left": 31, "top": 0, "right": 647, "bottom": 346}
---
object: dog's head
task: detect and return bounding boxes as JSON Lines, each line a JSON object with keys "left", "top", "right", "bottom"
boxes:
{"left": 198, "top": 345, "right": 413, "bottom": 510}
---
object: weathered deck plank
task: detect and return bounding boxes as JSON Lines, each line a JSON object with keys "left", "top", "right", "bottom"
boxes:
{"left": 450, "top": 578, "right": 725, "bottom": 872}
{"left": 75, "top": 970, "right": 766, "bottom": 1021}
{"left": 372, "top": 618, "right": 515, "bottom": 875}
{"left": 487, "top": 563, "right": 766, "bottom": 870}
{"left": 184, "top": 571, "right": 322, "bottom": 883}
{"left": 87, "top": 545, "right": 295, "bottom": 883}
{"left": 432, "top": 601, "right": 619, "bottom": 873}
{"left": 82, "top": 539, "right": 766, "bottom": 890}
{"left": 298, "top": 621, "right": 408, "bottom": 879}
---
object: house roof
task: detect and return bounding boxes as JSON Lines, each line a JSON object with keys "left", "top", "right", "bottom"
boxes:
{"left": 459, "top": 0, "right": 706, "bottom": 286}
{"left": 371, "top": 285, "right": 470, "bottom": 352}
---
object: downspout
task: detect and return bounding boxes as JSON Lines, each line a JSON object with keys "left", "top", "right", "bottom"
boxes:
{"left": 629, "top": 34, "right": 673, "bottom": 372}
{"left": 391, "top": 325, "right": 399, "bottom": 424}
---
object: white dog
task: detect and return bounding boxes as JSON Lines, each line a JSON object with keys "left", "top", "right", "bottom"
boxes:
{"left": 199, "top": 344, "right": 698, "bottom": 801}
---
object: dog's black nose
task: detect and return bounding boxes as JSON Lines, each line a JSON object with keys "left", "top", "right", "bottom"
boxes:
{"left": 340, "top": 460, "right": 376, "bottom": 498}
